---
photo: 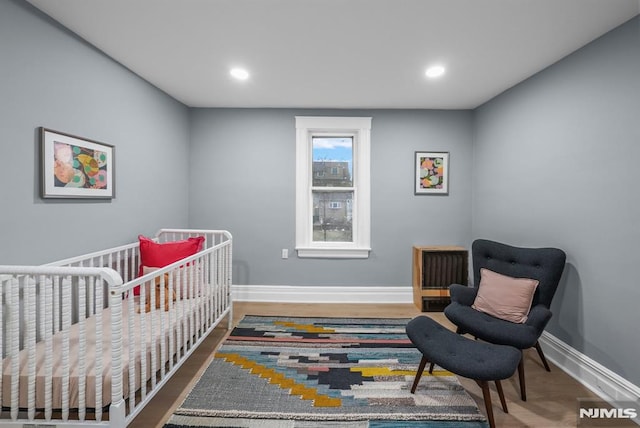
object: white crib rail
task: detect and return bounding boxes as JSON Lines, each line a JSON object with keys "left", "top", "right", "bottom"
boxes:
{"left": 0, "top": 229, "right": 232, "bottom": 427}
{"left": 0, "top": 266, "right": 122, "bottom": 425}
{"left": 121, "top": 230, "right": 233, "bottom": 424}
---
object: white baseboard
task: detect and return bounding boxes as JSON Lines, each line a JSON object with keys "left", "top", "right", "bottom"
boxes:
{"left": 540, "top": 331, "right": 640, "bottom": 411}
{"left": 231, "top": 284, "right": 413, "bottom": 304}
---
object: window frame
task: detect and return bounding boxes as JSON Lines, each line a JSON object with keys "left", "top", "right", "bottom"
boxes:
{"left": 295, "top": 116, "right": 371, "bottom": 259}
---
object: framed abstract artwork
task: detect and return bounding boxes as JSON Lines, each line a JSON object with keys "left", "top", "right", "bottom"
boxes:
{"left": 415, "top": 151, "right": 449, "bottom": 195}
{"left": 40, "top": 127, "right": 115, "bottom": 199}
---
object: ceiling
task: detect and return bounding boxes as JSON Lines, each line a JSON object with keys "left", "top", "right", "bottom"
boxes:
{"left": 26, "top": 0, "right": 639, "bottom": 109}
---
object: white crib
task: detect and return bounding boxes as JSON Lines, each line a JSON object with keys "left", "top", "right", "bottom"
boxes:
{"left": 0, "top": 229, "right": 232, "bottom": 427}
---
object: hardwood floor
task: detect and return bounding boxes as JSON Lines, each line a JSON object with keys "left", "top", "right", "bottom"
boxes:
{"left": 130, "top": 302, "right": 606, "bottom": 428}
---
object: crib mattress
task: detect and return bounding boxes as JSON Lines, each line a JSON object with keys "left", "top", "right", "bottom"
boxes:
{"left": 1, "top": 297, "right": 202, "bottom": 410}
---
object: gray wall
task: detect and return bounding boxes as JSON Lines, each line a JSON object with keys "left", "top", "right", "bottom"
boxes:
{"left": 473, "top": 16, "right": 640, "bottom": 385}
{"left": 189, "top": 109, "right": 473, "bottom": 286}
{"left": 0, "top": 0, "right": 191, "bottom": 264}
{"left": 3, "top": 0, "right": 638, "bottom": 391}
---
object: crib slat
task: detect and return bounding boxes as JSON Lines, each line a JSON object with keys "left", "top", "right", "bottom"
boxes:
{"left": 211, "top": 253, "right": 217, "bottom": 318}
{"left": 214, "top": 251, "right": 220, "bottom": 320}
{"left": 78, "top": 276, "right": 87, "bottom": 421}
{"left": 139, "top": 281, "right": 148, "bottom": 404}
{"left": 124, "top": 248, "right": 130, "bottom": 283}
{"left": 149, "top": 281, "right": 158, "bottom": 391}
{"left": 44, "top": 275, "right": 53, "bottom": 420}
{"left": 196, "top": 261, "right": 203, "bottom": 336}
{"left": 159, "top": 274, "right": 167, "bottom": 379}
{"left": 37, "top": 275, "right": 45, "bottom": 355}
{"left": 95, "top": 275, "right": 104, "bottom": 422}
{"left": 10, "top": 276, "right": 20, "bottom": 420}
{"left": 52, "top": 276, "right": 58, "bottom": 335}
{"left": 61, "top": 276, "right": 71, "bottom": 420}
{"left": 127, "top": 294, "right": 136, "bottom": 412}
{"left": 174, "top": 269, "right": 183, "bottom": 362}
{"left": 109, "top": 284, "right": 125, "bottom": 423}
{"left": 167, "top": 274, "right": 175, "bottom": 373}
{"left": 26, "top": 274, "right": 36, "bottom": 420}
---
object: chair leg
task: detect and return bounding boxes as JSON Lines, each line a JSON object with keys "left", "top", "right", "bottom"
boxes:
{"left": 518, "top": 353, "right": 527, "bottom": 401}
{"left": 535, "top": 341, "right": 551, "bottom": 372}
{"left": 411, "top": 356, "right": 429, "bottom": 393}
{"left": 428, "top": 362, "right": 435, "bottom": 374}
{"left": 476, "top": 380, "right": 496, "bottom": 428}
{"left": 495, "top": 380, "right": 508, "bottom": 413}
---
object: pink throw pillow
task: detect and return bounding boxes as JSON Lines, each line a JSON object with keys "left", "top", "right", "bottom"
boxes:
{"left": 472, "top": 268, "right": 539, "bottom": 323}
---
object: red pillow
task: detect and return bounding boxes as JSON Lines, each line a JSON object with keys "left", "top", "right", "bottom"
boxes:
{"left": 135, "top": 235, "right": 204, "bottom": 295}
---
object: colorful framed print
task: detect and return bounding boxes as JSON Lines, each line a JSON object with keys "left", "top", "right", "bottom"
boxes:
{"left": 40, "top": 127, "right": 115, "bottom": 199}
{"left": 415, "top": 151, "right": 449, "bottom": 195}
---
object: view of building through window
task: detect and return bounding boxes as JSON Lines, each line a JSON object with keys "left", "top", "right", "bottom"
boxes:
{"left": 312, "top": 137, "right": 353, "bottom": 242}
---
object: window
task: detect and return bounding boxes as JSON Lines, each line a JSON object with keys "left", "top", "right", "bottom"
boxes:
{"left": 295, "top": 116, "right": 371, "bottom": 258}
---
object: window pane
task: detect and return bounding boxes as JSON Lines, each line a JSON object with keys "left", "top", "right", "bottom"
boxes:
{"left": 312, "top": 137, "right": 353, "bottom": 187}
{"left": 313, "top": 191, "right": 353, "bottom": 242}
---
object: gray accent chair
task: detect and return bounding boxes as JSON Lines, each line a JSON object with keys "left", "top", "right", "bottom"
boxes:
{"left": 443, "top": 239, "right": 566, "bottom": 401}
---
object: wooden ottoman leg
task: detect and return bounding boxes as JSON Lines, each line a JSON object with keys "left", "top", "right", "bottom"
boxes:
{"left": 495, "top": 380, "right": 508, "bottom": 413}
{"left": 518, "top": 354, "right": 527, "bottom": 401}
{"left": 476, "top": 380, "right": 496, "bottom": 428}
{"left": 411, "top": 356, "right": 429, "bottom": 393}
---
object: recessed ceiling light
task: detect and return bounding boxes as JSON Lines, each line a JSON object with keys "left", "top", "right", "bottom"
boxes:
{"left": 230, "top": 68, "right": 249, "bottom": 80}
{"left": 425, "top": 65, "right": 446, "bottom": 78}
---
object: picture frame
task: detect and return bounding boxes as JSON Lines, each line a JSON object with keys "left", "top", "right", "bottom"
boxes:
{"left": 415, "top": 151, "right": 449, "bottom": 195}
{"left": 40, "top": 127, "right": 115, "bottom": 199}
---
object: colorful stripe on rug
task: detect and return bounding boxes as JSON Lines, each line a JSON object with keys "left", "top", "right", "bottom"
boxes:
{"left": 165, "top": 316, "right": 489, "bottom": 428}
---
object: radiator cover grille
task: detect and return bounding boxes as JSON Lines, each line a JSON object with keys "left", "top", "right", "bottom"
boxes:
{"left": 422, "top": 251, "right": 468, "bottom": 288}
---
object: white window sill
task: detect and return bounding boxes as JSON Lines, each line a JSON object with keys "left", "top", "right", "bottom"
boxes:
{"left": 296, "top": 247, "right": 371, "bottom": 259}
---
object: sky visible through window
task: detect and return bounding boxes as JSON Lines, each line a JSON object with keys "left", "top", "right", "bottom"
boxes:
{"left": 312, "top": 137, "right": 353, "bottom": 176}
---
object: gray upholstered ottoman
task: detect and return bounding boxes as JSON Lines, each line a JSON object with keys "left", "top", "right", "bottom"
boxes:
{"left": 406, "top": 316, "right": 521, "bottom": 428}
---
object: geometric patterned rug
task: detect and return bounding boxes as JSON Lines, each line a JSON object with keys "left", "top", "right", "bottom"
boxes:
{"left": 164, "top": 316, "right": 489, "bottom": 428}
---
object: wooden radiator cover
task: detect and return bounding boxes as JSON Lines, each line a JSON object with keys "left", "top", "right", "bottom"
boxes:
{"left": 412, "top": 246, "right": 469, "bottom": 312}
